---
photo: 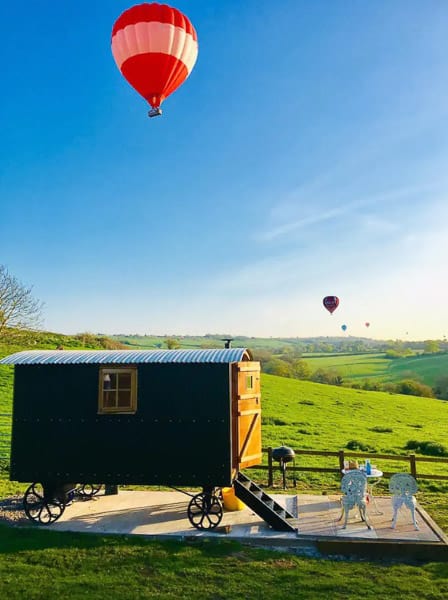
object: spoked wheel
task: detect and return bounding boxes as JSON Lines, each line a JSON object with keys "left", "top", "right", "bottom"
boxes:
{"left": 23, "top": 482, "right": 66, "bottom": 525}
{"left": 77, "top": 484, "right": 102, "bottom": 498}
{"left": 187, "top": 492, "right": 223, "bottom": 530}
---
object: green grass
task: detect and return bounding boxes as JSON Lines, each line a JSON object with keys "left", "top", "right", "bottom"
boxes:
{"left": 261, "top": 374, "right": 448, "bottom": 453}
{"left": 0, "top": 524, "right": 447, "bottom": 599}
{"left": 116, "top": 335, "right": 448, "bottom": 388}
{"left": 388, "top": 353, "right": 448, "bottom": 386}
{"left": 302, "top": 352, "right": 448, "bottom": 387}
{"left": 260, "top": 374, "right": 448, "bottom": 492}
{"left": 303, "top": 352, "right": 389, "bottom": 380}
{"left": 1, "top": 334, "right": 448, "bottom": 595}
{"left": 114, "top": 334, "right": 306, "bottom": 351}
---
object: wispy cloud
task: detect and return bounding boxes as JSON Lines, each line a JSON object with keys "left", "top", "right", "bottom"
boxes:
{"left": 256, "top": 183, "right": 438, "bottom": 242}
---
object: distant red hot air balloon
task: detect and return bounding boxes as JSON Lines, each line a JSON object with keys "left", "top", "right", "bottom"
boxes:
{"left": 111, "top": 3, "right": 198, "bottom": 117}
{"left": 365, "top": 322, "right": 370, "bottom": 328}
{"left": 323, "top": 296, "right": 339, "bottom": 314}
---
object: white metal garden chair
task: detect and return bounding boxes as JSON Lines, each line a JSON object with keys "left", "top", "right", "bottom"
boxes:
{"left": 389, "top": 473, "right": 419, "bottom": 530}
{"left": 340, "top": 470, "right": 371, "bottom": 530}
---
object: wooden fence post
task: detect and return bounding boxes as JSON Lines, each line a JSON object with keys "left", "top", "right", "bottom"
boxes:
{"left": 338, "top": 450, "right": 345, "bottom": 478}
{"left": 409, "top": 454, "right": 417, "bottom": 479}
{"left": 267, "top": 447, "right": 273, "bottom": 487}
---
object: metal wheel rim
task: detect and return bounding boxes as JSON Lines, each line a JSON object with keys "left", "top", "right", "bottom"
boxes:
{"left": 77, "top": 484, "right": 102, "bottom": 498}
{"left": 187, "top": 493, "right": 223, "bottom": 530}
{"left": 23, "top": 483, "right": 66, "bottom": 525}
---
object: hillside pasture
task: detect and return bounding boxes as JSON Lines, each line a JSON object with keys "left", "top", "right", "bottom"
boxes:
{"left": 388, "top": 353, "right": 448, "bottom": 386}
{"left": 1, "top": 339, "right": 448, "bottom": 496}
{"left": 260, "top": 374, "right": 448, "bottom": 491}
{"left": 302, "top": 352, "right": 448, "bottom": 387}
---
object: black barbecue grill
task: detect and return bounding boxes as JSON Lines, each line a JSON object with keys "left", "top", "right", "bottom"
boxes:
{"left": 272, "top": 445, "right": 296, "bottom": 489}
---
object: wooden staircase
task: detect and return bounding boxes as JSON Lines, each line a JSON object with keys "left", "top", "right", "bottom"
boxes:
{"left": 233, "top": 472, "right": 298, "bottom": 533}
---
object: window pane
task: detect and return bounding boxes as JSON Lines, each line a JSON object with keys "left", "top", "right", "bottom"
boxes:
{"left": 103, "top": 391, "right": 116, "bottom": 407}
{"left": 117, "top": 390, "right": 131, "bottom": 408}
{"left": 103, "top": 373, "right": 111, "bottom": 390}
{"left": 103, "top": 373, "right": 117, "bottom": 390}
{"left": 118, "top": 372, "right": 132, "bottom": 389}
{"left": 246, "top": 375, "right": 253, "bottom": 390}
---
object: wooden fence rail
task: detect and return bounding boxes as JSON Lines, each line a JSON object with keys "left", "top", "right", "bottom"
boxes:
{"left": 250, "top": 447, "right": 448, "bottom": 487}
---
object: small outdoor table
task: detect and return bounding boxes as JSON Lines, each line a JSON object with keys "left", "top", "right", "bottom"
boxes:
{"left": 342, "top": 468, "right": 384, "bottom": 515}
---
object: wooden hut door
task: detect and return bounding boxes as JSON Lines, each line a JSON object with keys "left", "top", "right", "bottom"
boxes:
{"left": 232, "top": 362, "right": 262, "bottom": 470}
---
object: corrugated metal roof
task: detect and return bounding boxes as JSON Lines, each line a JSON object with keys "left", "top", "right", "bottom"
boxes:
{"left": 0, "top": 348, "right": 252, "bottom": 365}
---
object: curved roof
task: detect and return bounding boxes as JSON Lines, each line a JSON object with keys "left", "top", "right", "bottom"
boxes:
{"left": 0, "top": 348, "right": 252, "bottom": 366}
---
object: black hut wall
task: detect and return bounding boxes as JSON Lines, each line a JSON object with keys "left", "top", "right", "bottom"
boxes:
{"left": 11, "top": 363, "right": 233, "bottom": 486}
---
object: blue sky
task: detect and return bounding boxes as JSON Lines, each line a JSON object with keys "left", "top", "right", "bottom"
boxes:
{"left": 1, "top": 1, "right": 447, "bottom": 340}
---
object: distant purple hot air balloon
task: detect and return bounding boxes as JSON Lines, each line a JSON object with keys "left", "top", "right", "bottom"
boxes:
{"left": 323, "top": 296, "right": 339, "bottom": 315}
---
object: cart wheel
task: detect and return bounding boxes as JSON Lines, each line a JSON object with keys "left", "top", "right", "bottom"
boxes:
{"left": 23, "top": 483, "right": 66, "bottom": 525}
{"left": 77, "top": 484, "right": 102, "bottom": 498}
{"left": 187, "top": 492, "right": 223, "bottom": 530}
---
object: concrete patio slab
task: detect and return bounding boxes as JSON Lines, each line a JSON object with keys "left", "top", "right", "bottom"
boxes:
{"left": 45, "top": 489, "right": 447, "bottom": 559}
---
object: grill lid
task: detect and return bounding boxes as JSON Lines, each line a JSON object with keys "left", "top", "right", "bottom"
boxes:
{"left": 272, "top": 445, "right": 295, "bottom": 463}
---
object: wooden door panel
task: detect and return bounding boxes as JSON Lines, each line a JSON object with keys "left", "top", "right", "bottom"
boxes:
{"left": 232, "top": 362, "right": 262, "bottom": 470}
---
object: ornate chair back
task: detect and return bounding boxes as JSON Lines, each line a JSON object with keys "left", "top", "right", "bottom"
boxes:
{"left": 340, "top": 471, "right": 371, "bottom": 529}
{"left": 389, "top": 473, "right": 419, "bottom": 530}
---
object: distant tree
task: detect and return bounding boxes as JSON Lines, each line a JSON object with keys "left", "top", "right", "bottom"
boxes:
{"left": 251, "top": 349, "right": 273, "bottom": 365}
{"left": 433, "top": 375, "right": 448, "bottom": 400}
{"left": 291, "top": 359, "right": 311, "bottom": 380}
{"left": 0, "top": 265, "right": 43, "bottom": 337}
{"left": 361, "top": 379, "right": 381, "bottom": 391}
{"left": 264, "top": 358, "right": 293, "bottom": 378}
{"left": 394, "top": 379, "right": 434, "bottom": 398}
{"left": 423, "top": 340, "right": 440, "bottom": 354}
{"left": 311, "top": 368, "right": 343, "bottom": 386}
{"left": 165, "top": 338, "right": 181, "bottom": 349}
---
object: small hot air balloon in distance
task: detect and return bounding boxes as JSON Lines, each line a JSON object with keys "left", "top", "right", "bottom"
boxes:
{"left": 365, "top": 322, "right": 370, "bottom": 328}
{"left": 341, "top": 324, "right": 347, "bottom": 332}
{"left": 111, "top": 3, "right": 199, "bottom": 117}
{"left": 323, "top": 296, "right": 339, "bottom": 314}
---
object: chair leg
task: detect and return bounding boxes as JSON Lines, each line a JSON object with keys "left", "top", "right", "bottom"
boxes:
{"left": 409, "top": 504, "right": 419, "bottom": 530}
{"left": 342, "top": 507, "right": 349, "bottom": 529}
{"left": 360, "top": 504, "right": 371, "bottom": 530}
{"left": 391, "top": 507, "right": 398, "bottom": 529}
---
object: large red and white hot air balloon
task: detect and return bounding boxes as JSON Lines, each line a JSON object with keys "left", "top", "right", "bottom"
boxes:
{"left": 111, "top": 3, "right": 198, "bottom": 117}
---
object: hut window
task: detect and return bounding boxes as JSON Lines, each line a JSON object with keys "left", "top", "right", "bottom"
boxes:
{"left": 246, "top": 375, "right": 254, "bottom": 390}
{"left": 98, "top": 368, "right": 137, "bottom": 414}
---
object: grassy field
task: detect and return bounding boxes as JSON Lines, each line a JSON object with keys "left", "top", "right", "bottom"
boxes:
{"left": 1, "top": 334, "right": 448, "bottom": 597}
{"left": 259, "top": 374, "right": 448, "bottom": 492}
{"left": 301, "top": 352, "right": 448, "bottom": 387}
{"left": 113, "top": 334, "right": 448, "bottom": 387}
{"left": 0, "top": 524, "right": 447, "bottom": 599}
{"left": 114, "top": 334, "right": 308, "bottom": 351}
{"left": 261, "top": 374, "right": 448, "bottom": 453}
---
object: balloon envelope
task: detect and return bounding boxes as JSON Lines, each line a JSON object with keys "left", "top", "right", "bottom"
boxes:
{"left": 341, "top": 324, "right": 347, "bottom": 331}
{"left": 365, "top": 322, "right": 370, "bottom": 327}
{"left": 323, "top": 296, "right": 339, "bottom": 314}
{"left": 111, "top": 3, "right": 198, "bottom": 110}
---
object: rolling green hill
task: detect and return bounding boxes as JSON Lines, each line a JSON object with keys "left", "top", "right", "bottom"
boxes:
{"left": 1, "top": 335, "right": 447, "bottom": 490}
{"left": 1, "top": 335, "right": 448, "bottom": 593}
{"left": 302, "top": 352, "right": 448, "bottom": 387}
{"left": 113, "top": 334, "right": 448, "bottom": 388}
{"left": 261, "top": 373, "right": 447, "bottom": 454}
